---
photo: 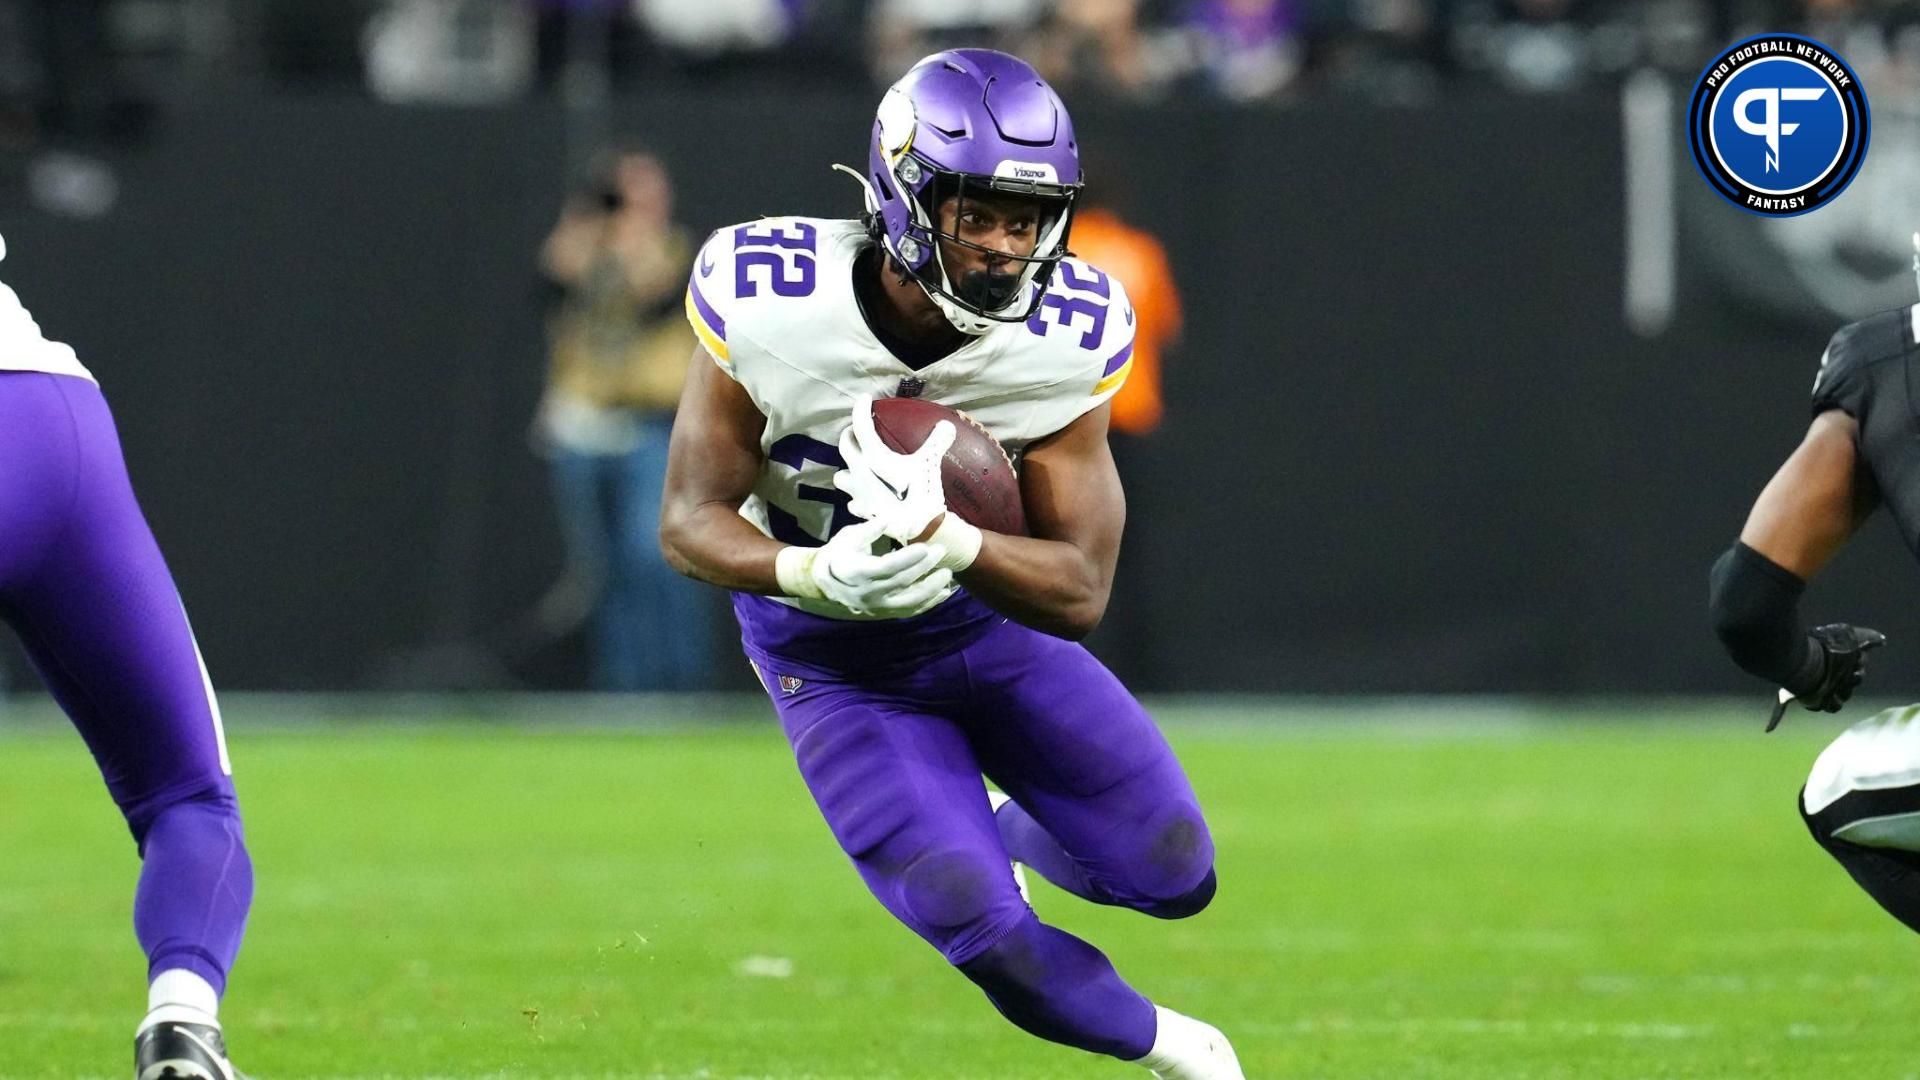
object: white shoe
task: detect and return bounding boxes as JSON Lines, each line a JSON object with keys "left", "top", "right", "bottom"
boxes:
{"left": 985, "top": 789, "right": 1031, "bottom": 904}
{"left": 1135, "top": 1005, "right": 1244, "bottom": 1080}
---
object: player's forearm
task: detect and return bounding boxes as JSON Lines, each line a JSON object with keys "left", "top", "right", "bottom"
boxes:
{"left": 659, "top": 501, "right": 786, "bottom": 595}
{"left": 959, "top": 532, "right": 1111, "bottom": 640}
{"left": 1708, "top": 541, "right": 1822, "bottom": 691}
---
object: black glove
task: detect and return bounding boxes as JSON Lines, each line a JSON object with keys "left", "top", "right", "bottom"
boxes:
{"left": 1766, "top": 623, "right": 1887, "bottom": 732}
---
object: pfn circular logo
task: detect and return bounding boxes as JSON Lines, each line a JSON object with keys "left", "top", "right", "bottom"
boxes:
{"left": 1689, "top": 35, "right": 1868, "bottom": 216}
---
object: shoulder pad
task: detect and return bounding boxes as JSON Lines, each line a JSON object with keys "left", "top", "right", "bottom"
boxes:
{"left": 1812, "top": 306, "right": 1910, "bottom": 420}
{"left": 1027, "top": 257, "right": 1136, "bottom": 399}
{"left": 685, "top": 217, "right": 846, "bottom": 378}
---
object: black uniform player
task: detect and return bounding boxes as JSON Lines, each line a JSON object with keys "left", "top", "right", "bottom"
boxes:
{"left": 1708, "top": 302, "right": 1920, "bottom": 932}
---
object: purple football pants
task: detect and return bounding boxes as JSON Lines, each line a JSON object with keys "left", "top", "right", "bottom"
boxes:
{"left": 0, "top": 373, "right": 252, "bottom": 995}
{"left": 753, "top": 618, "right": 1216, "bottom": 1060}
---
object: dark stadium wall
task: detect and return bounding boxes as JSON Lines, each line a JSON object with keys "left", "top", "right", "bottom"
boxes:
{"left": 3, "top": 89, "right": 1916, "bottom": 695}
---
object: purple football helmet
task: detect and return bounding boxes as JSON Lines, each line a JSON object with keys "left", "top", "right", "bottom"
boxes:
{"left": 856, "top": 49, "right": 1082, "bottom": 334}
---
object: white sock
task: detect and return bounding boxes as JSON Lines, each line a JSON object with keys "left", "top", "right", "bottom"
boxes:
{"left": 1136, "top": 1006, "right": 1186, "bottom": 1070}
{"left": 141, "top": 969, "right": 219, "bottom": 1031}
{"left": 1134, "top": 1006, "right": 1240, "bottom": 1078}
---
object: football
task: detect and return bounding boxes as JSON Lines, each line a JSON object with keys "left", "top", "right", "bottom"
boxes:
{"left": 870, "top": 397, "right": 1028, "bottom": 536}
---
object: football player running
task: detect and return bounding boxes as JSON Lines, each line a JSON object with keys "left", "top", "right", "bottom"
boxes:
{"left": 0, "top": 235, "right": 252, "bottom": 1079}
{"left": 1708, "top": 252, "right": 1920, "bottom": 935}
{"left": 660, "top": 49, "right": 1242, "bottom": 1078}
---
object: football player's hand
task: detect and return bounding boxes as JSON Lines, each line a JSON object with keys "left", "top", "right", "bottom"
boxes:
{"left": 836, "top": 396, "right": 956, "bottom": 544}
{"left": 1767, "top": 623, "right": 1887, "bottom": 731}
{"left": 779, "top": 520, "right": 953, "bottom": 617}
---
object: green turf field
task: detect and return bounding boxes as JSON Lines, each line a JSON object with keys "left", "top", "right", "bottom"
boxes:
{"left": 2, "top": 700, "right": 1916, "bottom": 1080}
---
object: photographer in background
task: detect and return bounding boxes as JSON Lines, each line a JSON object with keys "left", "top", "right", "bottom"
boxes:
{"left": 535, "top": 146, "right": 712, "bottom": 691}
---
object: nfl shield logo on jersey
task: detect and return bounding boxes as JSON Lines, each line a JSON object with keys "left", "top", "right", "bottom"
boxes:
{"left": 778, "top": 674, "right": 805, "bottom": 695}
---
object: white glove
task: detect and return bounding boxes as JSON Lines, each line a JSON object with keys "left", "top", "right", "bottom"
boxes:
{"left": 835, "top": 396, "right": 956, "bottom": 545}
{"left": 774, "top": 519, "right": 954, "bottom": 617}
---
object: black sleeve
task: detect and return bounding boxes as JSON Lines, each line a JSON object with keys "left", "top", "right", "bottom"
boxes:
{"left": 1709, "top": 541, "right": 1824, "bottom": 694}
{"left": 1812, "top": 308, "right": 1906, "bottom": 421}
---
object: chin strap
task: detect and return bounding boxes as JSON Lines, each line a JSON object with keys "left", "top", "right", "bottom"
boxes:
{"left": 930, "top": 289, "right": 1001, "bottom": 336}
{"left": 831, "top": 162, "right": 879, "bottom": 211}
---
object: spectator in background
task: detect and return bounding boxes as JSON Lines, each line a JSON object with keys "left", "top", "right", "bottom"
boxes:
{"left": 1071, "top": 183, "right": 1184, "bottom": 684}
{"left": 635, "top": 0, "right": 801, "bottom": 56}
{"left": 1450, "top": 0, "right": 1603, "bottom": 93}
{"left": 363, "top": 0, "right": 536, "bottom": 104}
{"left": 1321, "top": 0, "right": 1445, "bottom": 105}
{"left": 535, "top": 147, "right": 712, "bottom": 691}
{"left": 0, "top": 0, "right": 138, "bottom": 221}
{"left": 869, "top": 0, "right": 1047, "bottom": 84}
{"left": 1030, "top": 0, "right": 1164, "bottom": 99}
{"left": 1178, "top": 0, "right": 1306, "bottom": 101}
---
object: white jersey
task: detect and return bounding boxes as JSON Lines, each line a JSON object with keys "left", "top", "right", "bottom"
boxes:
{"left": 0, "top": 235, "right": 93, "bottom": 382}
{"left": 684, "top": 216, "right": 1135, "bottom": 622}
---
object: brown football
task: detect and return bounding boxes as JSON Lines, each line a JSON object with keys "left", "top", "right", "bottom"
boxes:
{"left": 870, "top": 397, "right": 1028, "bottom": 537}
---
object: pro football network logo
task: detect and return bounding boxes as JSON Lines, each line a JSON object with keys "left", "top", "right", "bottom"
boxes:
{"left": 1688, "top": 35, "right": 1868, "bottom": 217}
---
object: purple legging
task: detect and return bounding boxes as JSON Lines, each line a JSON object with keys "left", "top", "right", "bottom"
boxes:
{"left": 753, "top": 617, "right": 1216, "bottom": 1060}
{"left": 0, "top": 372, "right": 251, "bottom": 994}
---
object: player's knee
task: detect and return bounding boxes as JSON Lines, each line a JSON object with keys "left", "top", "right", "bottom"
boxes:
{"left": 1127, "top": 805, "right": 1216, "bottom": 918}
{"left": 1801, "top": 785, "right": 1842, "bottom": 851}
{"left": 901, "top": 849, "right": 1027, "bottom": 963}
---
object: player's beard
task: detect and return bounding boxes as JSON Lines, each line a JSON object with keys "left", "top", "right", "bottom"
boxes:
{"left": 953, "top": 266, "right": 1021, "bottom": 312}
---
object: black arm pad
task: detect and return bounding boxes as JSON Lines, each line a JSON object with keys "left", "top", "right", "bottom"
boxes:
{"left": 1708, "top": 542, "right": 1822, "bottom": 691}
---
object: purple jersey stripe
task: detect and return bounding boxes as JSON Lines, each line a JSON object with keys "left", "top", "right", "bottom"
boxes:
{"left": 688, "top": 276, "right": 727, "bottom": 339}
{"left": 1100, "top": 339, "right": 1134, "bottom": 378}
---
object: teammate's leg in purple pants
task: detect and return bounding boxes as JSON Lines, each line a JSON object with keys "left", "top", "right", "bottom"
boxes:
{"left": 0, "top": 373, "right": 252, "bottom": 994}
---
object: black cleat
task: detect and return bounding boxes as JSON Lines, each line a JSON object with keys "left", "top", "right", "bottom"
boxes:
{"left": 134, "top": 1020, "right": 242, "bottom": 1080}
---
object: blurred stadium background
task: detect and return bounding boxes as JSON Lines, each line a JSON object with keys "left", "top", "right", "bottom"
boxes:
{"left": 6, "top": 2, "right": 1920, "bottom": 1077}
